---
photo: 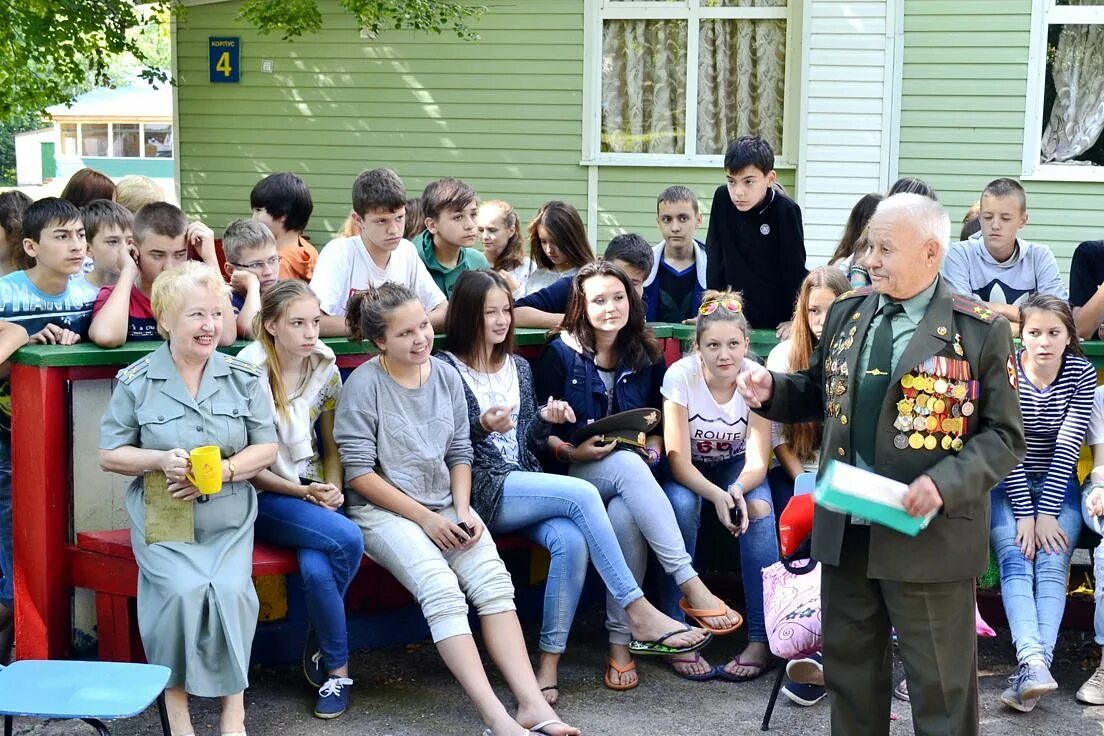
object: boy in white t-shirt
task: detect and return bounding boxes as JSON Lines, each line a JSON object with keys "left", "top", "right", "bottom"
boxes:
{"left": 310, "top": 168, "right": 447, "bottom": 336}
{"left": 1078, "top": 386, "right": 1104, "bottom": 705}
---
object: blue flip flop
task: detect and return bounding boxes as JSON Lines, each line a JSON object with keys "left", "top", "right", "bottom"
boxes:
{"left": 716, "top": 655, "right": 772, "bottom": 682}
{"left": 668, "top": 652, "right": 718, "bottom": 681}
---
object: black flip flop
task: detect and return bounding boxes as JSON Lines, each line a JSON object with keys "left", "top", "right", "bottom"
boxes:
{"left": 629, "top": 627, "right": 713, "bottom": 656}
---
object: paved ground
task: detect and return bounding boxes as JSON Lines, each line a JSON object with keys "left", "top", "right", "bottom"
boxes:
{"left": 7, "top": 604, "right": 1104, "bottom": 736}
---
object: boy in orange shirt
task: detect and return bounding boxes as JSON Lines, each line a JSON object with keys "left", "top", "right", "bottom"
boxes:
{"left": 251, "top": 172, "right": 318, "bottom": 281}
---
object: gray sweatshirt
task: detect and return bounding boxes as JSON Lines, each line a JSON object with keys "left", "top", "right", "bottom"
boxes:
{"left": 335, "top": 356, "right": 472, "bottom": 509}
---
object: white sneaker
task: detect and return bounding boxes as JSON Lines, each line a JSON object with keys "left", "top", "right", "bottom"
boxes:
{"left": 1077, "top": 665, "right": 1104, "bottom": 705}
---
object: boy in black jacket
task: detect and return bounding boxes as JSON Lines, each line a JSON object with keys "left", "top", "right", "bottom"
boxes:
{"left": 705, "top": 136, "right": 807, "bottom": 334}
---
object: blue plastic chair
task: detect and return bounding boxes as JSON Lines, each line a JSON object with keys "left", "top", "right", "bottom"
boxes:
{"left": 0, "top": 660, "right": 171, "bottom": 735}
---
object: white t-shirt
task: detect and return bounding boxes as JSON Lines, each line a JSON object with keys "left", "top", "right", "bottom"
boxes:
{"left": 503, "top": 258, "right": 537, "bottom": 299}
{"left": 309, "top": 235, "right": 447, "bottom": 317}
{"left": 661, "top": 354, "right": 754, "bottom": 463}
{"left": 449, "top": 354, "right": 521, "bottom": 464}
{"left": 766, "top": 339, "right": 821, "bottom": 473}
{"left": 1087, "top": 386, "right": 1104, "bottom": 447}
{"left": 524, "top": 266, "right": 577, "bottom": 296}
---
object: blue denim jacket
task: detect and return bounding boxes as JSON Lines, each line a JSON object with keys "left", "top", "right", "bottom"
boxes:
{"left": 535, "top": 334, "right": 666, "bottom": 440}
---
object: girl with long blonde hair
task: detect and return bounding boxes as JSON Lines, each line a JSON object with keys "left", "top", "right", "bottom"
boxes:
{"left": 237, "top": 280, "right": 365, "bottom": 720}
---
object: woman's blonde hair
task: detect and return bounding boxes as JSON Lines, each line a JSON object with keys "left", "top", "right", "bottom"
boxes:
{"left": 694, "top": 290, "right": 748, "bottom": 344}
{"left": 252, "top": 280, "right": 320, "bottom": 418}
{"left": 150, "top": 261, "right": 230, "bottom": 339}
{"left": 114, "top": 175, "right": 165, "bottom": 214}
{"left": 479, "top": 200, "right": 525, "bottom": 271}
{"left": 784, "top": 266, "right": 849, "bottom": 461}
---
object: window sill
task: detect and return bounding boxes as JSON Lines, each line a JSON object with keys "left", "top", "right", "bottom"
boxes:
{"left": 1022, "top": 164, "right": 1104, "bottom": 183}
{"left": 580, "top": 154, "right": 796, "bottom": 170}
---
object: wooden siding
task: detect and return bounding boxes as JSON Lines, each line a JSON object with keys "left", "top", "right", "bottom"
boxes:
{"left": 175, "top": 0, "right": 588, "bottom": 244}
{"left": 799, "top": 0, "right": 894, "bottom": 262}
{"left": 175, "top": 1, "right": 800, "bottom": 257}
{"left": 900, "top": 0, "right": 1104, "bottom": 274}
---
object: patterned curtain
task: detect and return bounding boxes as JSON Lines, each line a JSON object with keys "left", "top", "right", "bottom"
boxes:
{"left": 601, "top": 1, "right": 787, "bottom": 156}
{"left": 1041, "top": 21, "right": 1104, "bottom": 163}
{"left": 697, "top": 11, "right": 787, "bottom": 155}
{"left": 602, "top": 20, "right": 689, "bottom": 154}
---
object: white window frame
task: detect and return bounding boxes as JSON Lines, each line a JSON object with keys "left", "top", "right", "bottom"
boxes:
{"left": 1022, "top": 0, "right": 1104, "bottom": 182}
{"left": 582, "top": 0, "right": 798, "bottom": 169}
{"left": 54, "top": 121, "right": 173, "bottom": 160}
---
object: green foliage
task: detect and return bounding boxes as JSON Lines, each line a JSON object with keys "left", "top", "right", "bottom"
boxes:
{"left": 1, "top": 0, "right": 485, "bottom": 121}
{"left": 0, "top": 1, "right": 173, "bottom": 120}
{"left": 239, "top": 0, "right": 486, "bottom": 42}
{"left": 0, "top": 114, "right": 47, "bottom": 186}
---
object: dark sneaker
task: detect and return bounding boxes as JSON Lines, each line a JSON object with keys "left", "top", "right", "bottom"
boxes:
{"left": 314, "top": 676, "right": 353, "bottom": 720}
{"left": 893, "top": 677, "right": 910, "bottom": 703}
{"left": 785, "top": 652, "right": 823, "bottom": 686}
{"left": 781, "top": 680, "right": 826, "bottom": 706}
{"left": 302, "top": 625, "right": 324, "bottom": 689}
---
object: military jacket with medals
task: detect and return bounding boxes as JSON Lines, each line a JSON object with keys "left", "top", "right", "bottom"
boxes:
{"left": 757, "top": 276, "right": 1025, "bottom": 583}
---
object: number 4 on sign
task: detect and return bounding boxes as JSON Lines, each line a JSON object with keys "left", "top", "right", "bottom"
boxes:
{"left": 216, "top": 51, "right": 232, "bottom": 77}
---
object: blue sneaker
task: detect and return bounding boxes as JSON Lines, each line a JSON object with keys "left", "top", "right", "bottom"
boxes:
{"left": 785, "top": 652, "right": 823, "bottom": 686}
{"left": 302, "top": 625, "right": 324, "bottom": 688}
{"left": 314, "top": 676, "right": 353, "bottom": 719}
{"left": 781, "top": 680, "right": 826, "bottom": 707}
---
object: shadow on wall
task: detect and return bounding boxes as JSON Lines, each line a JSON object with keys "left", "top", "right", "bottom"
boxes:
{"left": 175, "top": 11, "right": 586, "bottom": 244}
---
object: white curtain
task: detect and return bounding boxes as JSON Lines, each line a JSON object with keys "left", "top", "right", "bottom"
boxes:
{"left": 602, "top": 20, "right": 688, "bottom": 154}
{"left": 1041, "top": 22, "right": 1104, "bottom": 163}
{"left": 601, "top": 5, "right": 787, "bottom": 155}
{"left": 697, "top": 11, "right": 786, "bottom": 155}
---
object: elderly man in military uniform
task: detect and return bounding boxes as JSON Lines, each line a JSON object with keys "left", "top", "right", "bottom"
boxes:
{"left": 738, "top": 193, "right": 1025, "bottom": 735}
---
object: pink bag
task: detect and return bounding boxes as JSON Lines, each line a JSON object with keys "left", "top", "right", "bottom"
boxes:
{"left": 762, "top": 557, "right": 822, "bottom": 660}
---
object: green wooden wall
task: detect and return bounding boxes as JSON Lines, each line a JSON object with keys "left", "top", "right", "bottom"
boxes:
{"left": 174, "top": 0, "right": 794, "bottom": 253}
{"left": 900, "top": 0, "right": 1104, "bottom": 273}
{"left": 176, "top": 0, "right": 586, "bottom": 245}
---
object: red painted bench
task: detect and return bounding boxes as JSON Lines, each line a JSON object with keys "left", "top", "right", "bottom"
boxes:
{"left": 69, "top": 528, "right": 534, "bottom": 663}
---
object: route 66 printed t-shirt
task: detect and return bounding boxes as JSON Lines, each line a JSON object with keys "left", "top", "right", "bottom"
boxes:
{"left": 661, "top": 353, "right": 754, "bottom": 463}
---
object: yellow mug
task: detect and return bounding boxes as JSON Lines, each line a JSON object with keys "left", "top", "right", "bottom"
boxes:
{"left": 187, "top": 445, "right": 223, "bottom": 497}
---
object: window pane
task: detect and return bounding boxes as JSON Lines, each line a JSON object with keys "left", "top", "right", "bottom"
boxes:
{"left": 601, "top": 20, "right": 688, "bottom": 154}
{"left": 697, "top": 18, "right": 786, "bottom": 156}
{"left": 704, "top": 0, "right": 787, "bottom": 7}
{"left": 59, "top": 124, "right": 78, "bottom": 158}
{"left": 1040, "top": 23, "right": 1104, "bottom": 166}
{"left": 112, "top": 123, "right": 141, "bottom": 158}
{"left": 144, "top": 123, "right": 173, "bottom": 158}
{"left": 81, "top": 124, "right": 108, "bottom": 157}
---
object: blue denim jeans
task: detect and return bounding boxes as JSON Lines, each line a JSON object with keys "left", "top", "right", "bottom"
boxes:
{"left": 659, "top": 455, "right": 779, "bottom": 642}
{"left": 1082, "top": 481, "right": 1104, "bottom": 647}
{"left": 0, "top": 449, "right": 11, "bottom": 608}
{"left": 254, "top": 491, "right": 365, "bottom": 672}
{"left": 990, "top": 473, "right": 1082, "bottom": 666}
{"left": 491, "top": 470, "right": 645, "bottom": 653}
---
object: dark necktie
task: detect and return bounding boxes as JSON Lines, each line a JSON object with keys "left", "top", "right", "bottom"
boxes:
{"left": 853, "top": 302, "right": 905, "bottom": 465}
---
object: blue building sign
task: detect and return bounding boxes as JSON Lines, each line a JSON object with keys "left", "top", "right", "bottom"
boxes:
{"left": 209, "top": 37, "right": 240, "bottom": 83}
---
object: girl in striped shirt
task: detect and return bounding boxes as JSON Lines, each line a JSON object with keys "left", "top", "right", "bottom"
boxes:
{"left": 991, "top": 293, "right": 1094, "bottom": 713}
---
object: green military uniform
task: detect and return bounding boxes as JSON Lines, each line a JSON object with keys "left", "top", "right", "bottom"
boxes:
{"left": 99, "top": 343, "right": 277, "bottom": 696}
{"left": 759, "top": 276, "right": 1025, "bottom": 736}
{"left": 414, "top": 229, "right": 490, "bottom": 299}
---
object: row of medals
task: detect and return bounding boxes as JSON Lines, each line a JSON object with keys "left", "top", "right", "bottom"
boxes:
{"left": 893, "top": 371, "right": 974, "bottom": 452}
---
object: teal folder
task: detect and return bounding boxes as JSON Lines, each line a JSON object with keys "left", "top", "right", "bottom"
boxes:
{"left": 814, "top": 460, "right": 936, "bottom": 537}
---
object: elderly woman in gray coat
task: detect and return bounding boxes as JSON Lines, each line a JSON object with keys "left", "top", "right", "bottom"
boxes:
{"left": 99, "top": 262, "right": 277, "bottom": 736}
